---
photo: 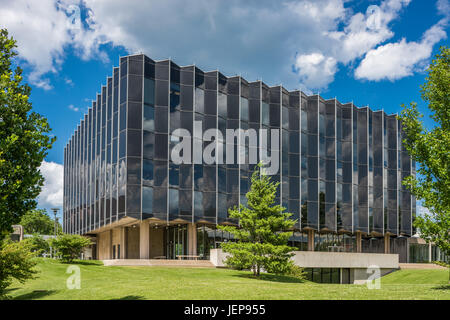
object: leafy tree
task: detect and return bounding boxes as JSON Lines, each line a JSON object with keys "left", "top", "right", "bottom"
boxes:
{"left": 19, "top": 209, "right": 62, "bottom": 235}
{"left": 398, "top": 46, "right": 450, "bottom": 259}
{"left": 0, "top": 239, "right": 38, "bottom": 297}
{"left": 22, "top": 234, "right": 50, "bottom": 257}
{"left": 50, "top": 234, "right": 92, "bottom": 263}
{"left": 0, "top": 28, "right": 56, "bottom": 236}
{"left": 218, "top": 164, "right": 296, "bottom": 276}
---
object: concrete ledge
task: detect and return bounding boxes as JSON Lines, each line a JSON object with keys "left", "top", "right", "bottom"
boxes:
{"left": 399, "top": 263, "right": 447, "bottom": 270}
{"left": 102, "top": 259, "right": 214, "bottom": 268}
{"left": 291, "top": 251, "right": 399, "bottom": 269}
{"left": 210, "top": 249, "right": 399, "bottom": 269}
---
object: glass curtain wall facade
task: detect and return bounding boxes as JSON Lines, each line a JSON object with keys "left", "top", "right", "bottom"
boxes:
{"left": 63, "top": 54, "right": 415, "bottom": 241}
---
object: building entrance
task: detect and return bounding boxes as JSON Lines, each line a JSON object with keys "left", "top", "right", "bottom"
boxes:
{"left": 165, "top": 225, "right": 188, "bottom": 259}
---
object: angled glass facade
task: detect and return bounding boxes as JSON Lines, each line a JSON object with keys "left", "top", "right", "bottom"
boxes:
{"left": 63, "top": 54, "right": 415, "bottom": 248}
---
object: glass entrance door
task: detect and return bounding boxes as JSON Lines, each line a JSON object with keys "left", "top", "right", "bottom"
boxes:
{"left": 165, "top": 225, "right": 188, "bottom": 259}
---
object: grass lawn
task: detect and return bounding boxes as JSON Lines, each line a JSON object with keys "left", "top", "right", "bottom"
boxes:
{"left": 5, "top": 258, "right": 450, "bottom": 300}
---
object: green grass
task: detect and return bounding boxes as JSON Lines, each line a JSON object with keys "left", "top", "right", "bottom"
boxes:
{"left": 5, "top": 258, "right": 450, "bottom": 300}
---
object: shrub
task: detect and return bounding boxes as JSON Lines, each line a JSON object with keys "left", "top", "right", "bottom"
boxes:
{"left": 0, "top": 239, "right": 38, "bottom": 297}
{"left": 286, "top": 265, "right": 307, "bottom": 280}
{"left": 22, "top": 235, "right": 50, "bottom": 257}
{"left": 50, "top": 234, "right": 92, "bottom": 263}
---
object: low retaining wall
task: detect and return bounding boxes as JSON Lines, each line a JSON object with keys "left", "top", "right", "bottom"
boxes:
{"left": 210, "top": 249, "right": 399, "bottom": 269}
{"left": 209, "top": 249, "right": 399, "bottom": 284}
{"left": 291, "top": 251, "right": 399, "bottom": 269}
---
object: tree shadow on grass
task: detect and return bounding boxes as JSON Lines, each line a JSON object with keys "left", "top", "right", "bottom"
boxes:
{"left": 432, "top": 284, "right": 450, "bottom": 291}
{"left": 233, "top": 273, "right": 305, "bottom": 283}
{"left": 12, "top": 289, "right": 58, "bottom": 300}
{"left": 59, "top": 260, "right": 103, "bottom": 266}
{"left": 110, "top": 295, "right": 146, "bottom": 300}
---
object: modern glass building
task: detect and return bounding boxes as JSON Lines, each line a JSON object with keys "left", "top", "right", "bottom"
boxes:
{"left": 63, "top": 53, "right": 416, "bottom": 261}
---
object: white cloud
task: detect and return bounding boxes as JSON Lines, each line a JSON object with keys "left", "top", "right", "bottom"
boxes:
{"left": 0, "top": 0, "right": 106, "bottom": 89}
{"left": 293, "top": 53, "right": 337, "bottom": 90}
{"left": 0, "top": 0, "right": 447, "bottom": 92}
{"left": 37, "top": 161, "right": 64, "bottom": 210}
{"left": 355, "top": 21, "right": 448, "bottom": 81}
{"left": 68, "top": 104, "right": 80, "bottom": 112}
{"left": 65, "top": 78, "right": 74, "bottom": 86}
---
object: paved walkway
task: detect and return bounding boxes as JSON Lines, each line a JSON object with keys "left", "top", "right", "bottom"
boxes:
{"left": 399, "top": 263, "right": 447, "bottom": 270}
{"left": 102, "top": 259, "right": 215, "bottom": 268}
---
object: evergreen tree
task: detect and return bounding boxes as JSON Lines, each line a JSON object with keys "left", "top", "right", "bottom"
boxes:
{"left": 219, "top": 164, "right": 296, "bottom": 276}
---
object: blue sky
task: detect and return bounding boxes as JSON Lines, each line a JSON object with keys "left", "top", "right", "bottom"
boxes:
{"left": 1, "top": 0, "right": 448, "bottom": 216}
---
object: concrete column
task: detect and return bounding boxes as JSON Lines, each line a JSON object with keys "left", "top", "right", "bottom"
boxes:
{"left": 307, "top": 229, "right": 315, "bottom": 251}
{"left": 384, "top": 234, "right": 390, "bottom": 254}
{"left": 119, "top": 227, "right": 127, "bottom": 259}
{"left": 356, "top": 232, "right": 362, "bottom": 253}
{"left": 428, "top": 242, "right": 432, "bottom": 262}
{"left": 406, "top": 238, "right": 410, "bottom": 262}
{"left": 140, "top": 220, "right": 150, "bottom": 259}
{"left": 109, "top": 230, "right": 113, "bottom": 259}
{"left": 188, "top": 223, "right": 197, "bottom": 255}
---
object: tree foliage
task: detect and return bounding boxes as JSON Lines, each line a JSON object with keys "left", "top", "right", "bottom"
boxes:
{"left": 22, "top": 234, "right": 50, "bottom": 257}
{"left": 398, "top": 46, "right": 450, "bottom": 257}
{"left": 0, "top": 28, "right": 56, "bottom": 235}
{"left": 218, "top": 164, "right": 296, "bottom": 276}
{"left": 19, "top": 209, "right": 62, "bottom": 235}
{"left": 50, "top": 234, "right": 92, "bottom": 263}
{"left": 0, "top": 239, "right": 38, "bottom": 297}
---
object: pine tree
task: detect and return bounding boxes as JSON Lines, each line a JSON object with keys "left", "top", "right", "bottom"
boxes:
{"left": 218, "top": 164, "right": 296, "bottom": 276}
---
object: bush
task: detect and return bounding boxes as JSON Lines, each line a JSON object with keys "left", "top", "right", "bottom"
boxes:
{"left": 22, "top": 235, "right": 50, "bottom": 257}
{"left": 286, "top": 265, "right": 307, "bottom": 280}
{"left": 50, "top": 234, "right": 92, "bottom": 263}
{"left": 0, "top": 239, "right": 38, "bottom": 297}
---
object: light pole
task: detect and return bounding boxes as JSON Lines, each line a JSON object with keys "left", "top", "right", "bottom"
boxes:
{"left": 51, "top": 208, "right": 60, "bottom": 237}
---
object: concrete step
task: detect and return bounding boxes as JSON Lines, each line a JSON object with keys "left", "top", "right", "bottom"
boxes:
{"left": 102, "top": 259, "right": 215, "bottom": 268}
{"left": 399, "top": 263, "right": 447, "bottom": 270}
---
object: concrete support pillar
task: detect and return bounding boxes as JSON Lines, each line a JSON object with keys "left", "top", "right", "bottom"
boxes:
{"left": 188, "top": 223, "right": 197, "bottom": 255}
{"left": 356, "top": 232, "right": 362, "bottom": 253}
{"left": 109, "top": 230, "right": 113, "bottom": 259}
{"left": 307, "top": 229, "right": 315, "bottom": 251}
{"left": 384, "top": 234, "right": 390, "bottom": 254}
{"left": 119, "top": 227, "right": 127, "bottom": 259}
{"left": 406, "top": 238, "right": 410, "bottom": 262}
{"left": 428, "top": 242, "right": 432, "bottom": 262}
{"left": 140, "top": 220, "right": 150, "bottom": 259}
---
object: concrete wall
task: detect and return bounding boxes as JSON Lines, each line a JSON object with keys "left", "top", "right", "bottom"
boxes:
{"left": 210, "top": 249, "right": 398, "bottom": 284}
{"left": 210, "top": 249, "right": 230, "bottom": 267}
{"left": 210, "top": 249, "right": 398, "bottom": 269}
{"left": 149, "top": 227, "right": 164, "bottom": 258}
{"left": 97, "top": 231, "right": 111, "bottom": 260}
{"left": 291, "top": 251, "right": 399, "bottom": 269}
{"left": 126, "top": 226, "right": 140, "bottom": 259}
{"left": 140, "top": 221, "right": 150, "bottom": 259}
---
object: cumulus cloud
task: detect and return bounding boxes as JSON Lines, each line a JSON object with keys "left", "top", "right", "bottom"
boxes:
{"left": 293, "top": 53, "right": 337, "bottom": 89}
{"left": 355, "top": 5, "right": 448, "bottom": 81}
{"left": 0, "top": 0, "right": 107, "bottom": 89}
{"left": 37, "top": 161, "right": 64, "bottom": 210}
{"left": 292, "top": 0, "right": 414, "bottom": 88}
{"left": 68, "top": 104, "right": 80, "bottom": 112}
{"left": 0, "top": 0, "right": 447, "bottom": 92}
